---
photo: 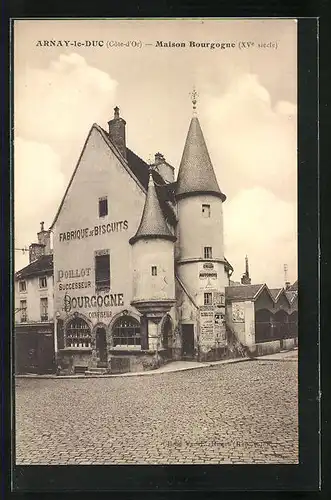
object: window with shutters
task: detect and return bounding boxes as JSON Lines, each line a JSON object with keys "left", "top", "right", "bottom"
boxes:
{"left": 20, "top": 300, "right": 27, "bottom": 322}
{"left": 40, "top": 297, "right": 48, "bottom": 321}
{"left": 204, "top": 246, "right": 213, "bottom": 259}
{"left": 204, "top": 293, "right": 213, "bottom": 306}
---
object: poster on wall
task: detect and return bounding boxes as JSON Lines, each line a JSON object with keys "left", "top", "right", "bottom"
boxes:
{"left": 232, "top": 302, "right": 245, "bottom": 323}
{"left": 199, "top": 262, "right": 218, "bottom": 289}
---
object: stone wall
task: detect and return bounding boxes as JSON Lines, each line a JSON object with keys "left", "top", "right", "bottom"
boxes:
{"left": 254, "top": 340, "right": 281, "bottom": 356}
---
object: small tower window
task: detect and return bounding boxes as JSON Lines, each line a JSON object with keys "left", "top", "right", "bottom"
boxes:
{"left": 151, "top": 266, "right": 157, "bottom": 276}
{"left": 19, "top": 280, "right": 26, "bottom": 292}
{"left": 99, "top": 197, "right": 108, "bottom": 217}
{"left": 204, "top": 246, "right": 213, "bottom": 259}
{"left": 202, "top": 204, "right": 211, "bottom": 218}
{"left": 204, "top": 293, "right": 213, "bottom": 306}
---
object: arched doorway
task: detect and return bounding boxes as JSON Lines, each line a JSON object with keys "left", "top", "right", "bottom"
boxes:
{"left": 161, "top": 314, "right": 173, "bottom": 359}
{"left": 255, "top": 308, "right": 272, "bottom": 343}
{"left": 65, "top": 317, "right": 91, "bottom": 348}
{"left": 112, "top": 315, "right": 141, "bottom": 348}
{"left": 96, "top": 327, "right": 107, "bottom": 366}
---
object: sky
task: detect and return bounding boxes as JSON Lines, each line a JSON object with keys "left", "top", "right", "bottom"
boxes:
{"left": 14, "top": 19, "right": 297, "bottom": 288}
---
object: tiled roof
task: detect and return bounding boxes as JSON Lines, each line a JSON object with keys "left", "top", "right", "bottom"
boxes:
{"left": 51, "top": 124, "right": 177, "bottom": 230}
{"left": 130, "top": 173, "right": 176, "bottom": 244}
{"left": 269, "top": 288, "right": 282, "bottom": 300}
{"left": 285, "top": 291, "right": 297, "bottom": 303}
{"left": 287, "top": 280, "right": 298, "bottom": 291}
{"left": 176, "top": 116, "right": 226, "bottom": 200}
{"left": 15, "top": 254, "right": 53, "bottom": 279}
{"left": 225, "top": 284, "right": 265, "bottom": 301}
{"left": 126, "top": 147, "right": 177, "bottom": 226}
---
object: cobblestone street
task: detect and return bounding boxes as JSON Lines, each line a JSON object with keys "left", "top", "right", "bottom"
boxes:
{"left": 15, "top": 356, "right": 298, "bottom": 465}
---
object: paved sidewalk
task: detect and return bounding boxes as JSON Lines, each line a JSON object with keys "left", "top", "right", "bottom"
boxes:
{"left": 15, "top": 348, "right": 297, "bottom": 380}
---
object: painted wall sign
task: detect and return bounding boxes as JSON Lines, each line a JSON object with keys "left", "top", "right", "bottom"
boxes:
{"left": 59, "top": 220, "right": 128, "bottom": 242}
{"left": 232, "top": 302, "right": 245, "bottom": 323}
{"left": 203, "top": 262, "right": 214, "bottom": 270}
{"left": 58, "top": 281, "right": 92, "bottom": 291}
{"left": 63, "top": 293, "right": 124, "bottom": 313}
{"left": 57, "top": 268, "right": 91, "bottom": 282}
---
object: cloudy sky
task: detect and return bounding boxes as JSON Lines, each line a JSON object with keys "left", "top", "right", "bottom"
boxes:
{"left": 14, "top": 19, "right": 297, "bottom": 287}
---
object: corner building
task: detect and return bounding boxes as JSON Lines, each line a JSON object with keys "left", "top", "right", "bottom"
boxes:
{"left": 51, "top": 106, "right": 234, "bottom": 374}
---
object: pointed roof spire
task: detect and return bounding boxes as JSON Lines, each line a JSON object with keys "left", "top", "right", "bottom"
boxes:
{"left": 245, "top": 255, "right": 249, "bottom": 277}
{"left": 190, "top": 87, "right": 198, "bottom": 115}
{"left": 129, "top": 169, "right": 176, "bottom": 245}
{"left": 176, "top": 112, "right": 226, "bottom": 201}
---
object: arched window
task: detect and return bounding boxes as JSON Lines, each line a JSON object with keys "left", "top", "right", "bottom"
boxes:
{"left": 65, "top": 317, "right": 91, "bottom": 348}
{"left": 113, "top": 316, "right": 141, "bottom": 347}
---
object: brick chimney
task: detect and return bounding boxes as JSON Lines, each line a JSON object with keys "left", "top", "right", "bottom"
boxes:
{"left": 37, "top": 221, "right": 51, "bottom": 255}
{"left": 154, "top": 152, "right": 175, "bottom": 183}
{"left": 108, "top": 106, "right": 127, "bottom": 160}
{"left": 29, "top": 222, "right": 51, "bottom": 263}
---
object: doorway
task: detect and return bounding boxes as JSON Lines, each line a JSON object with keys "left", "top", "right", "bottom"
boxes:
{"left": 182, "top": 324, "right": 195, "bottom": 358}
{"left": 161, "top": 314, "right": 173, "bottom": 359}
{"left": 96, "top": 328, "right": 107, "bottom": 366}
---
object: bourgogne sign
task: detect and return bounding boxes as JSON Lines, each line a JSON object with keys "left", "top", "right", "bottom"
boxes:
{"left": 59, "top": 220, "right": 128, "bottom": 242}
{"left": 63, "top": 293, "right": 124, "bottom": 313}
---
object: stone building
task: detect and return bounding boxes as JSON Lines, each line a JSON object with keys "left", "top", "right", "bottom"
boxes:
{"left": 14, "top": 223, "right": 55, "bottom": 374}
{"left": 14, "top": 100, "right": 298, "bottom": 374}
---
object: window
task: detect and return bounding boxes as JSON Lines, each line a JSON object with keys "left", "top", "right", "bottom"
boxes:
{"left": 40, "top": 298, "right": 48, "bottom": 321}
{"left": 20, "top": 300, "right": 27, "bottom": 322}
{"left": 99, "top": 197, "right": 108, "bottom": 217}
{"left": 202, "top": 204, "right": 211, "bottom": 218}
{"left": 113, "top": 316, "right": 141, "bottom": 347}
{"left": 95, "top": 252, "right": 110, "bottom": 291}
{"left": 151, "top": 266, "right": 157, "bottom": 276}
{"left": 204, "top": 246, "right": 213, "bottom": 259}
{"left": 204, "top": 293, "right": 213, "bottom": 306}
{"left": 19, "top": 281, "right": 26, "bottom": 292}
{"left": 39, "top": 276, "right": 47, "bottom": 289}
{"left": 66, "top": 317, "right": 91, "bottom": 348}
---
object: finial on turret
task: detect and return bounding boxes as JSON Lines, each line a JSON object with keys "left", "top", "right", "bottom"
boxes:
{"left": 190, "top": 87, "right": 199, "bottom": 115}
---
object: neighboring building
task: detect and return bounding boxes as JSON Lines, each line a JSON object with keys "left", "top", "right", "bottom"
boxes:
{"left": 14, "top": 223, "right": 55, "bottom": 374}
{"left": 226, "top": 283, "right": 298, "bottom": 356}
{"left": 14, "top": 101, "right": 298, "bottom": 375}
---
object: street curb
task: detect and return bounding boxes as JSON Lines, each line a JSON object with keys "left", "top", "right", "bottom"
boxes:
{"left": 14, "top": 350, "right": 297, "bottom": 380}
{"left": 15, "top": 356, "right": 253, "bottom": 380}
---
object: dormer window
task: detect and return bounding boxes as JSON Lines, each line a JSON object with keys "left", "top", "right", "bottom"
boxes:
{"left": 99, "top": 197, "right": 108, "bottom": 217}
{"left": 202, "top": 204, "right": 211, "bottom": 218}
{"left": 19, "top": 281, "right": 26, "bottom": 292}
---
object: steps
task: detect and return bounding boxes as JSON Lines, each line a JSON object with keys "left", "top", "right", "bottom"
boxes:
{"left": 84, "top": 367, "right": 108, "bottom": 376}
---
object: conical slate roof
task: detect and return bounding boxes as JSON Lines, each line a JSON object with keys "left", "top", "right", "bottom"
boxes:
{"left": 129, "top": 171, "right": 176, "bottom": 245}
{"left": 176, "top": 116, "right": 226, "bottom": 201}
